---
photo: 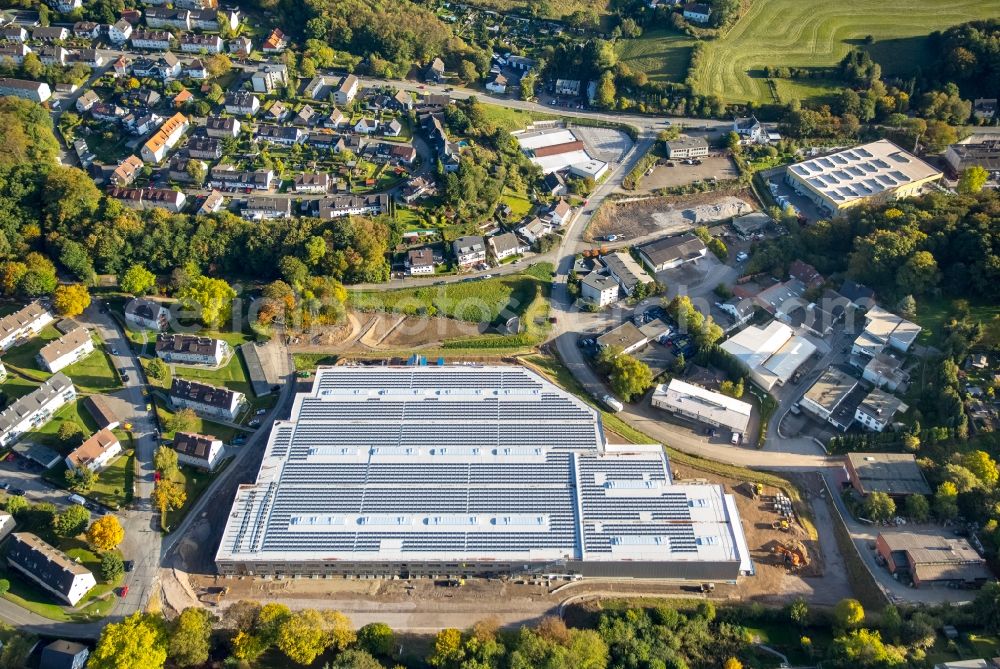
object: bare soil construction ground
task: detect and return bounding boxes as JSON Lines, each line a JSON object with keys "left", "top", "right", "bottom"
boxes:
{"left": 287, "top": 311, "right": 487, "bottom": 355}
{"left": 586, "top": 192, "right": 755, "bottom": 242}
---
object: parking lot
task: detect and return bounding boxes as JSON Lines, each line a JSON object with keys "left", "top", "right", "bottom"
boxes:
{"left": 637, "top": 155, "right": 739, "bottom": 193}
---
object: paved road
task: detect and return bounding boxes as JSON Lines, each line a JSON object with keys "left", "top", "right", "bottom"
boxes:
{"left": 0, "top": 302, "right": 161, "bottom": 637}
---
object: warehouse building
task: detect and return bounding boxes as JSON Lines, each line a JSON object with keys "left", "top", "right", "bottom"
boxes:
{"left": 216, "top": 365, "right": 752, "bottom": 580}
{"left": 784, "top": 140, "right": 942, "bottom": 215}
{"left": 844, "top": 452, "right": 930, "bottom": 498}
{"left": 652, "top": 379, "right": 751, "bottom": 438}
{"left": 719, "top": 321, "right": 816, "bottom": 391}
{"left": 876, "top": 531, "right": 991, "bottom": 589}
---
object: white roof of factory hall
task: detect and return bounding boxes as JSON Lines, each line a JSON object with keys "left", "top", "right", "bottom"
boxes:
{"left": 654, "top": 379, "right": 752, "bottom": 434}
{"left": 514, "top": 128, "right": 577, "bottom": 150}
{"left": 216, "top": 365, "right": 751, "bottom": 570}
{"left": 787, "top": 139, "right": 941, "bottom": 206}
{"left": 720, "top": 321, "right": 816, "bottom": 383}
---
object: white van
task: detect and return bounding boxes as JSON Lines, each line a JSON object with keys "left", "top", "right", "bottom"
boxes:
{"left": 602, "top": 395, "right": 624, "bottom": 413}
{"left": 730, "top": 432, "right": 742, "bottom": 446}
{"left": 68, "top": 494, "right": 86, "bottom": 506}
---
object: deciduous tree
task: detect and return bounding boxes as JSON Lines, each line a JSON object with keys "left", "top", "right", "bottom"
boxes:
{"left": 87, "top": 514, "right": 125, "bottom": 551}
{"left": 169, "top": 607, "right": 214, "bottom": 667}
{"left": 833, "top": 598, "right": 865, "bottom": 630}
{"left": 958, "top": 165, "right": 989, "bottom": 194}
{"left": 863, "top": 491, "right": 896, "bottom": 523}
{"left": 52, "top": 504, "right": 90, "bottom": 538}
{"left": 357, "top": 622, "right": 394, "bottom": 656}
{"left": 167, "top": 408, "right": 198, "bottom": 434}
{"left": 904, "top": 494, "right": 930, "bottom": 522}
{"left": 90, "top": 612, "right": 167, "bottom": 669}
{"left": 177, "top": 275, "right": 236, "bottom": 327}
{"left": 276, "top": 609, "right": 331, "bottom": 665}
{"left": 152, "top": 479, "right": 187, "bottom": 520}
{"left": 154, "top": 445, "right": 179, "bottom": 478}
{"left": 52, "top": 283, "right": 91, "bottom": 317}
{"left": 120, "top": 263, "right": 157, "bottom": 295}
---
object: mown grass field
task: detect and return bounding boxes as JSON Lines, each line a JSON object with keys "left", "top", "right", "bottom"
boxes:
{"left": 615, "top": 28, "right": 695, "bottom": 83}
{"left": 350, "top": 263, "right": 554, "bottom": 324}
{"left": 682, "top": 0, "right": 998, "bottom": 104}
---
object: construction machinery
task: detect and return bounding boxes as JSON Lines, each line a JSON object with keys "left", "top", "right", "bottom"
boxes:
{"left": 773, "top": 542, "right": 808, "bottom": 569}
{"left": 771, "top": 519, "right": 791, "bottom": 532}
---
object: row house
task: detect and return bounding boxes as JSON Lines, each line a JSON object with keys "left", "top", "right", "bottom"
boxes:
{"left": 155, "top": 333, "right": 227, "bottom": 365}
{"left": 145, "top": 7, "right": 191, "bottom": 29}
{"left": 317, "top": 194, "right": 389, "bottom": 219}
{"left": 0, "top": 302, "right": 54, "bottom": 351}
{"left": 180, "top": 32, "right": 222, "bottom": 53}
{"left": 72, "top": 20, "right": 100, "bottom": 38}
{"left": 107, "top": 186, "right": 186, "bottom": 212}
{"left": 255, "top": 124, "right": 302, "bottom": 146}
{"left": 209, "top": 165, "right": 273, "bottom": 191}
{"left": 131, "top": 53, "right": 181, "bottom": 80}
{"left": 31, "top": 26, "right": 68, "bottom": 42}
{"left": 108, "top": 19, "right": 132, "bottom": 44}
{"left": 111, "top": 154, "right": 144, "bottom": 186}
{"left": 206, "top": 115, "right": 240, "bottom": 138}
{"left": 242, "top": 196, "right": 291, "bottom": 220}
{"left": 0, "top": 26, "right": 27, "bottom": 42}
{"left": 37, "top": 327, "right": 93, "bottom": 374}
{"left": 36, "top": 45, "right": 68, "bottom": 65}
{"left": 187, "top": 136, "right": 221, "bottom": 160}
{"left": 0, "top": 373, "right": 74, "bottom": 446}
{"left": 0, "top": 43, "right": 30, "bottom": 65}
{"left": 251, "top": 63, "right": 286, "bottom": 93}
{"left": 224, "top": 90, "right": 259, "bottom": 116}
{"left": 7, "top": 533, "right": 95, "bottom": 606}
{"left": 0, "top": 77, "right": 50, "bottom": 103}
{"left": 140, "top": 111, "right": 189, "bottom": 162}
{"left": 131, "top": 29, "right": 173, "bottom": 50}
{"left": 170, "top": 378, "right": 245, "bottom": 421}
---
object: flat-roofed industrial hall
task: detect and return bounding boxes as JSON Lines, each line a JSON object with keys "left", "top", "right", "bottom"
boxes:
{"left": 216, "top": 365, "right": 752, "bottom": 580}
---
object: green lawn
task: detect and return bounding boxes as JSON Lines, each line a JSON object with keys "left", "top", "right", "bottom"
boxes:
{"left": 615, "top": 29, "right": 695, "bottom": 83}
{"left": 170, "top": 349, "right": 275, "bottom": 416}
{"left": 161, "top": 460, "right": 228, "bottom": 531}
{"left": 690, "top": 0, "right": 999, "bottom": 104}
{"left": 89, "top": 451, "right": 134, "bottom": 509}
{"left": 153, "top": 395, "right": 243, "bottom": 444}
{"left": 2, "top": 325, "right": 62, "bottom": 374}
{"left": 1, "top": 375, "right": 41, "bottom": 402}
{"left": 911, "top": 296, "right": 1000, "bottom": 346}
{"left": 350, "top": 264, "right": 554, "bottom": 324}
{"left": 25, "top": 400, "right": 99, "bottom": 448}
{"left": 0, "top": 537, "right": 121, "bottom": 622}
{"left": 501, "top": 190, "right": 535, "bottom": 218}
{"left": 476, "top": 105, "right": 557, "bottom": 132}
{"left": 292, "top": 354, "right": 337, "bottom": 371}
{"left": 2, "top": 328, "right": 120, "bottom": 393}
{"left": 61, "top": 336, "right": 122, "bottom": 393}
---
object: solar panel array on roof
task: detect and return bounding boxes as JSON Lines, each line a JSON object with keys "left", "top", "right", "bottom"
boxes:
{"left": 215, "top": 365, "right": 752, "bottom": 577}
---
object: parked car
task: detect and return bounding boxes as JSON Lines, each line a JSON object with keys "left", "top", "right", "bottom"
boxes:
{"left": 119, "top": 585, "right": 129, "bottom": 598}
{"left": 124, "top": 560, "right": 134, "bottom": 572}
{"left": 8, "top": 487, "right": 25, "bottom": 496}
{"left": 736, "top": 251, "right": 749, "bottom": 262}
{"left": 255, "top": 409, "right": 266, "bottom": 416}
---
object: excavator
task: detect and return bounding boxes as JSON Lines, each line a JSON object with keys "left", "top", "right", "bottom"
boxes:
{"left": 773, "top": 542, "right": 807, "bottom": 569}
